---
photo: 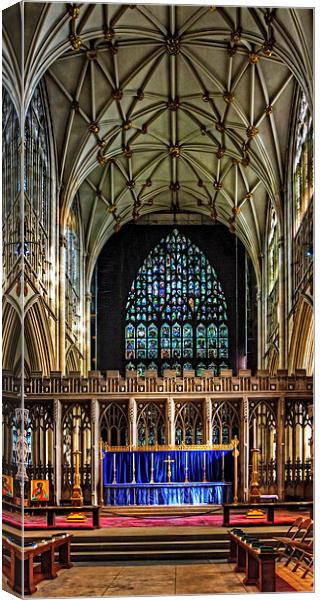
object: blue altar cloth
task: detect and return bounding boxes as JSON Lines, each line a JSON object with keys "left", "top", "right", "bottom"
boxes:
{"left": 104, "top": 482, "right": 232, "bottom": 506}
{"left": 103, "top": 449, "right": 233, "bottom": 506}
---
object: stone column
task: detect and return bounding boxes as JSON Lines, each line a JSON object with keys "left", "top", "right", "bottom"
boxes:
{"left": 54, "top": 399, "right": 62, "bottom": 505}
{"left": 91, "top": 399, "right": 100, "bottom": 505}
{"left": 167, "top": 397, "right": 175, "bottom": 446}
{"left": 84, "top": 292, "right": 92, "bottom": 376}
{"left": 256, "top": 290, "right": 263, "bottom": 370}
{"left": 129, "top": 397, "right": 137, "bottom": 446}
{"left": 240, "top": 396, "right": 249, "bottom": 501}
{"left": 276, "top": 395, "right": 285, "bottom": 500}
{"left": 59, "top": 234, "right": 67, "bottom": 375}
{"left": 205, "top": 397, "right": 212, "bottom": 445}
{"left": 278, "top": 236, "right": 286, "bottom": 369}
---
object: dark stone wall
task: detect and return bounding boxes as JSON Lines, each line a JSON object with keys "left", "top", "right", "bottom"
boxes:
{"left": 96, "top": 224, "right": 251, "bottom": 375}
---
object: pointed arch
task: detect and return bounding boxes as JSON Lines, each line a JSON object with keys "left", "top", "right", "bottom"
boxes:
{"left": 2, "top": 299, "right": 21, "bottom": 372}
{"left": 288, "top": 296, "right": 313, "bottom": 375}
{"left": 66, "top": 344, "right": 81, "bottom": 374}
{"left": 24, "top": 299, "right": 55, "bottom": 376}
{"left": 124, "top": 228, "right": 229, "bottom": 375}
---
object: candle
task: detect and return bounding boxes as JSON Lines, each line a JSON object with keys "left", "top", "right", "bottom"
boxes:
{"left": 113, "top": 452, "right": 116, "bottom": 484}
{"left": 253, "top": 418, "right": 257, "bottom": 449}
{"left": 132, "top": 452, "right": 136, "bottom": 483}
{"left": 150, "top": 452, "right": 154, "bottom": 483}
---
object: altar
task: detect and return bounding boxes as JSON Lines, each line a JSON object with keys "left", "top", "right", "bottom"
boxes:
{"left": 101, "top": 444, "right": 235, "bottom": 506}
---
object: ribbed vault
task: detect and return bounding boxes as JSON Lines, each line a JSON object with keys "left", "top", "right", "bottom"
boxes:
{"left": 2, "top": 4, "right": 313, "bottom": 284}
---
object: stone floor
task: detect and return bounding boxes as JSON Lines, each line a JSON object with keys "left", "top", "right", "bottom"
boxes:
{"left": 3, "top": 562, "right": 257, "bottom": 597}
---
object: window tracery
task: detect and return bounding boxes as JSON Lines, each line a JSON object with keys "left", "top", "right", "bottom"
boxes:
{"left": 62, "top": 402, "right": 91, "bottom": 467}
{"left": 125, "top": 229, "right": 228, "bottom": 376}
{"left": 99, "top": 402, "right": 129, "bottom": 446}
{"left": 211, "top": 400, "right": 240, "bottom": 444}
{"left": 136, "top": 402, "right": 166, "bottom": 446}
{"left": 174, "top": 401, "right": 203, "bottom": 445}
{"left": 65, "top": 199, "right": 81, "bottom": 336}
{"left": 293, "top": 94, "right": 313, "bottom": 235}
{"left": 2, "top": 89, "right": 20, "bottom": 217}
{"left": 2, "top": 89, "right": 21, "bottom": 282}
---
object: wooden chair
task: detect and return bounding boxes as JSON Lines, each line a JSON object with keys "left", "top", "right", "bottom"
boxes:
{"left": 273, "top": 516, "right": 305, "bottom": 561}
{"left": 283, "top": 518, "right": 313, "bottom": 569}
{"left": 290, "top": 540, "right": 313, "bottom": 578}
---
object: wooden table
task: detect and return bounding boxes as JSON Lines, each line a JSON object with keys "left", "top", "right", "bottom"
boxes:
{"left": 3, "top": 501, "right": 101, "bottom": 528}
{"left": 222, "top": 501, "right": 313, "bottom": 526}
{"left": 2, "top": 533, "right": 73, "bottom": 594}
{"left": 228, "top": 531, "right": 279, "bottom": 592}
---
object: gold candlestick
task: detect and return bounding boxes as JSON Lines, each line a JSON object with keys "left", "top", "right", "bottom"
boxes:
{"left": 247, "top": 448, "right": 264, "bottom": 518}
{"left": 164, "top": 455, "right": 175, "bottom": 483}
{"left": 150, "top": 452, "right": 154, "bottom": 483}
{"left": 231, "top": 436, "right": 239, "bottom": 503}
{"left": 249, "top": 448, "right": 261, "bottom": 502}
{"left": 184, "top": 451, "right": 189, "bottom": 483}
{"left": 99, "top": 439, "right": 104, "bottom": 506}
{"left": 203, "top": 451, "right": 207, "bottom": 482}
{"left": 71, "top": 450, "right": 83, "bottom": 507}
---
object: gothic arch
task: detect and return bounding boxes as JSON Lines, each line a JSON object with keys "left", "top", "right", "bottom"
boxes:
{"left": 24, "top": 299, "right": 55, "bottom": 376}
{"left": 266, "top": 345, "right": 279, "bottom": 376}
{"left": 288, "top": 296, "right": 314, "bottom": 375}
{"left": 2, "top": 299, "right": 21, "bottom": 371}
{"left": 66, "top": 345, "right": 81, "bottom": 374}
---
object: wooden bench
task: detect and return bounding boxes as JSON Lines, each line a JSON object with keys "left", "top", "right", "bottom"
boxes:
{"left": 222, "top": 501, "right": 313, "bottom": 526}
{"left": 3, "top": 501, "right": 101, "bottom": 528}
{"left": 2, "top": 533, "right": 72, "bottom": 594}
{"left": 228, "top": 531, "right": 279, "bottom": 592}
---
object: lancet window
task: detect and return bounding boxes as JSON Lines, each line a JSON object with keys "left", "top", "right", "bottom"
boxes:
{"left": 211, "top": 400, "right": 240, "bottom": 444}
{"left": 23, "top": 84, "right": 51, "bottom": 291}
{"left": 62, "top": 402, "right": 91, "bottom": 467}
{"left": 65, "top": 199, "right": 81, "bottom": 335}
{"left": 174, "top": 401, "right": 203, "bottom": 445}
{"left": 24, "top": 86, "right": 50, "bottom": 230}
{"left": 99, "top": 402, "right": 129, "bottom": 446}
{"left": 249, "top": 400, "right": 277, "bottom": 490}
{"left": 2, "top": 89, "right": 20, "bottom": 217}
{"left": 266, "top": 207, "right": 279, "bottom": 349}
{"left": 2, "top": 89, "right": 20, "bottom": 281}
{"left": 285, "top": 400, "right": 312, "bottom": 469}
{"left": 125, "top": 229, "right": 228, "bottom": 376}
{"left": 136, "top": 402, "right": 166, "bottom": 446}
{"left": 293, "top": 94, "right": 313, "bottom": 236}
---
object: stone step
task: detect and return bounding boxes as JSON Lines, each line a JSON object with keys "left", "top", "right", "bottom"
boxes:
{"left": 70, "top": 548, "right": 230, "bottom": 562}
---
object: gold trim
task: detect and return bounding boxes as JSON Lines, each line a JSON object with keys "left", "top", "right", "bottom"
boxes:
{"left": 101, "top": 440, "right": 234, "bottom": 452}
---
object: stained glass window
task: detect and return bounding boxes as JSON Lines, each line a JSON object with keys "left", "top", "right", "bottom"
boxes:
{"left": 2, "top": 89, "right": 20, "bottom": 216}
{"left": 24, "top": 86, "right": 50, "bottom": 231}
{"left": 125, "top": 229, "right": 229, "bottom": 375}
{"left": 293, "top": 94, "right": 313, "bottom": 235}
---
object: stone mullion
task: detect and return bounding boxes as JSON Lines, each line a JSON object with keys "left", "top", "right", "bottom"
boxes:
{"left": 91, "top": 399, "right": 100, "bottom": 505}
{"left": 276, "top": 395, "right": 285, "bottom": 500}
{"left": 278, "top": 236, "right": 286, "bottom": 368}
{"left": 59, "top": 234, "right": 67, "bottom": 375}
{"left": 84, "top": 291, "right": 92, "bottom": 376}
{"left": 53, "top": 399, "right": 62, "bottom": 504}
{"left": 167, "top": 397, "right": 175, "bottom": 446}
{"left": 205, "top": 397, "right": 212, "bottom": 445}
{"left": 240, "top": 396, "right": 249, "bottom": 502}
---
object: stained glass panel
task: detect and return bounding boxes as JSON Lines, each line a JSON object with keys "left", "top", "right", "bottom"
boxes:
{"left": 125, "top": 229, "right": 229, "bottom": 375}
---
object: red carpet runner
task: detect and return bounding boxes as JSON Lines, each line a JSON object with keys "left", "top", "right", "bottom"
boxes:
{"left": 3, "top": 510, "right": 299, "bottom": 530}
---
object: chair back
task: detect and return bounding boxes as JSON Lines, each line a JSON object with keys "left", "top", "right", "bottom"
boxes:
{"left": 288, "top": 516, "right": 305, "bottom": 539}
{"left": 295, "top": 518, "right": 313, "bottom": 542}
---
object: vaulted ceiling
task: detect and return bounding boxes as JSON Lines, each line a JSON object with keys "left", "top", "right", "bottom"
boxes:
{"left": 3, "top": 3, "right": 313, "bottom": 281}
